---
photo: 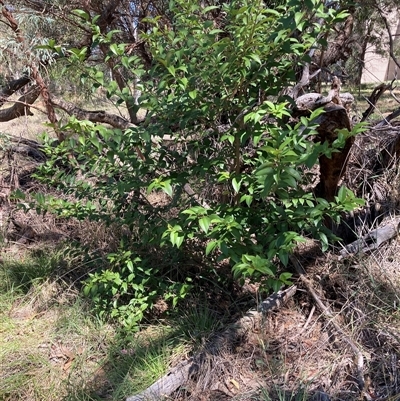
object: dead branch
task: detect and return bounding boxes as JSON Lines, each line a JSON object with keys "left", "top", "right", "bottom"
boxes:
{"left": 0, "top": 2, "right": 63, "bottom": 140}
{"left": 374, "top": 107, "right": 400, "bottom": 128}
{"left": 126, "top": 285, "right": 297, "bottom": 401}
{"left": 339, "top": 217, "right": 400, "bottom": 259}
{"left": 0, "top": 75, "right": 31, "bottom": 107}
{"left": 50, "top": 96, "right": 135, "bottom": 130}
{"left": 0, "top": 86, "right": 41, "bottom": 122}
{"left": 374, "top": 86, "right": 400, "bottom": 127}
{"left": 290, "top": 256, "right": 365, "bottom": 393}
{"left": 361, "top": 82, "right": 393, "bottom": 123}
{"left": 7, "top": 95, "right": 210, "bottom": 209}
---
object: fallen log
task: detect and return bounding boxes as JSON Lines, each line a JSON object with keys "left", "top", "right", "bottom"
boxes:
{"left": 126, "top": 285, "right": 297, "bottom": 401}
{"left": 0, "top": 86, "right": 40, "bottom": 122}
{"left": 339, "top": 217, "right": 400, "bottom": 259}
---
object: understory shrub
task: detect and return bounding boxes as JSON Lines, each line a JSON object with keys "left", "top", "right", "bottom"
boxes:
{"left": 25, "top": 0, "right": 363, "bottom": 329}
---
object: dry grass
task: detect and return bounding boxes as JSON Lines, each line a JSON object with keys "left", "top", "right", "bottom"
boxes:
{"left": 3, "top": 247, "right": 400, "bottom": 401}
{"left": 0, "top": 276, "right": 116, "bottom": 401}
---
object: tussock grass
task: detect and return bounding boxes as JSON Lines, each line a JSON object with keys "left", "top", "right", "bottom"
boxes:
{"left": 173, "top": 300, "right": 224, "bottom": 346}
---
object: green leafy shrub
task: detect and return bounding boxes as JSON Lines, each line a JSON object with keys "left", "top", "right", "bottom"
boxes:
{"left": 28, "top": 0, "right": 364, "bottom": 328}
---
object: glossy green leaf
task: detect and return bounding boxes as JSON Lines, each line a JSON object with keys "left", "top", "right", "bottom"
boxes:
{"left": 199, "top": 216, "right": 211, "bottom": 233}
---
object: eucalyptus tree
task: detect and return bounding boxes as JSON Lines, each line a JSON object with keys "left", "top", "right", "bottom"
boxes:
{"left": 346, "top": 0, "right": 400, "bottom": 84}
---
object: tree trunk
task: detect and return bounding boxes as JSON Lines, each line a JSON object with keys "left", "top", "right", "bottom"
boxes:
{"left": 312, "top": 14, "right": 355, "bottom": 71}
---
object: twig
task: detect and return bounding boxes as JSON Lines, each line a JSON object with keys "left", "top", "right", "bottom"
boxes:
{"left": 302, "top": 305, "right": 316, "bottom": 331}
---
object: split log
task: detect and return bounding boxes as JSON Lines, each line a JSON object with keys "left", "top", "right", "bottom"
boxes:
{"left": 126, "top": 285, "right": 297, "bottom": 401}
{"left": 315, "top": 104, "right": 353, "bottom": 201}
{"left": 339, "top": 217, "right": 400, "bottom": 259}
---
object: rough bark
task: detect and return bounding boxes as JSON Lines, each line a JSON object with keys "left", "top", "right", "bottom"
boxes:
{"left": 0, "top": 1, "right": 24, "bottom": 43}
{"left": 354, "top": 20, "right": 374, "bottom": 87}
{"left": 311, "top": 13, "right": 355, "bottom": 70}
{"left": 95, "top": 0, "right": 140, "bottom": 124}
{"left": 315, "top": 105, "right": 353, "bottom": 201}
{"left": 378, "top": 7, "right": 400, "bottom": 72}
{"left": 1, "top": 1, "right": 61, "bottom": 139}
{"left": 294, "top": 78, "right": 354, "bottom": 201}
